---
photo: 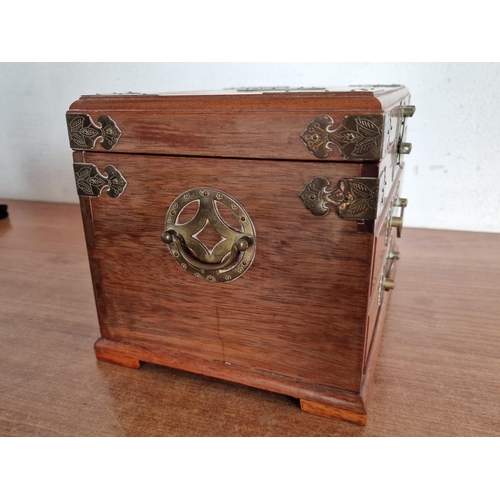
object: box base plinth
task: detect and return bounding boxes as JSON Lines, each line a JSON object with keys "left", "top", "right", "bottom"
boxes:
{"left": 93, "top": 337, "right": 376, "bottom": 426}
{"left": 300, "top": 399, "right": 367, "bottom": 425}
{"left": 95, "top": 340, "right": 141, "bottom": 369}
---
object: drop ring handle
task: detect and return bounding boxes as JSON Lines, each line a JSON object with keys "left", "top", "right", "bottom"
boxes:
{"left": 161, "top": 230, "right": 252, "bottom": 272}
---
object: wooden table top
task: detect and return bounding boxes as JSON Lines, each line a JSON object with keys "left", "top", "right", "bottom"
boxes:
{"left": 1, "top": 199, "right": 499, "bottom": 436}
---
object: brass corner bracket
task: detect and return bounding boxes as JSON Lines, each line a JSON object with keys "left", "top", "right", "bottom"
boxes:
{"left": 301, "top": 114, "right": 384, "bottom": 159}
{"left": 73, "top": 163, "right": 127, "bottom": 198}
{"left": 299, "top": 176, "right": 378, "bottom": 220}
{"left": 66, "top": 114, "right": 121, "bottom": 150}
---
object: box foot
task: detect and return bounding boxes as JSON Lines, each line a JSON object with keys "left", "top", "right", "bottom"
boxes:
{"left": 300, "top": 399, "right": 367, "bottom": 426}
{"left": 94, "top": 339, "right": 141, "bottom": 369}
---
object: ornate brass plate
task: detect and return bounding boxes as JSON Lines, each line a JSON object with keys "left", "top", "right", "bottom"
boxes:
{"left": 301, "top": 114, "right": 384, "bottom": 160}
{"left": 162, "top": 188, "right": 256, "bottom": 283}
{"left": 299, "top": 176, "right": 378, "bottom": 220}
{"left": 73, "top": 163, "right": 127, "bottom": 198}
{"left": 66, "top": 114, "right": 121, "bottom": 150}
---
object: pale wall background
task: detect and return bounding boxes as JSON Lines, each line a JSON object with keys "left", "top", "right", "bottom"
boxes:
{"left": 0, "top": 62, "right": 499, "bottom": 232}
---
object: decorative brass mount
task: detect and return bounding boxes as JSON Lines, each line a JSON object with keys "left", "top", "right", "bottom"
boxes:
{"left": 162, "top": 188, "right": 256, "bottom": 283}
{"left": 73, "top": 163, "right": 127, "bottom": 198}
{"left": 301, "top": 114, "right": 384, "bottom": 160}
{"left": 299, "top": 177, "right": 378, "bottom": 220}
{"left": 66, "top": 114, "right": 122, "bottom": 150}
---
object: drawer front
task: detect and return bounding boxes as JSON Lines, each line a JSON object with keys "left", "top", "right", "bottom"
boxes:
{"left": 75, "top": 152, "right": 375, "bottom": 392}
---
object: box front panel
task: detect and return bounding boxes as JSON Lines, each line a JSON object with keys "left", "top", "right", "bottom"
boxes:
{"left": 78, "top": 153, "right": 373, "bottom": 392}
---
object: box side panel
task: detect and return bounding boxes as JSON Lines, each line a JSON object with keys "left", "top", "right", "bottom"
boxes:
{"left": 75, "top": 153, "right": 373, "bottom": 392}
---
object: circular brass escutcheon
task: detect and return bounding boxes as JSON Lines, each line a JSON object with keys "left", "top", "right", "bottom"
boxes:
{"left": 162, "top": 187, "right": 256, "bottom": 283}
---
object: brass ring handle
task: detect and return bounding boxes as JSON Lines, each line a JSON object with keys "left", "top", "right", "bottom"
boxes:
{"left": 162, "top": 230, "right": 252, "bottom": 272}
{"left": 162, "top": 187, "right": 257, "bottom": 283}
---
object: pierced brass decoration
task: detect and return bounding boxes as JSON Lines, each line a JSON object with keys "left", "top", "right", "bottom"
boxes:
{"left": 301, "top": 114, "right": 384, "bottom": 160}
{"left": 73, "top": 163, "right": 127, "bottom": 198}
{"left": 162, "top": 188, "right": 256, "bottom": 283}
{"left": 299, "top": 177, "right": 378, "bottom": 220}
{"left": 66, "top": 114, "right": 122, "bottom": 150}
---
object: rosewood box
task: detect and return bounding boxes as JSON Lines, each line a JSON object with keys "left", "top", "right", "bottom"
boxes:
{"left": 66, "top": 86, "right": 414, "bottom": 425}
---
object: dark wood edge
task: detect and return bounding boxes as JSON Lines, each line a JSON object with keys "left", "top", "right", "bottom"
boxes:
{"left": 93, "top": 338, "right": 365, "bottom": 415}
{"left": 79, "top": 198, "right": 95, "bottom": 248}
{"left": 89, "top": 259, "right": 107, "bottom": 325}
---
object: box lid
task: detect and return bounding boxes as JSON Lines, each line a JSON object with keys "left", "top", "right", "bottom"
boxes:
{"left": 66, "top": 85, "right": 412, "bottom": 162}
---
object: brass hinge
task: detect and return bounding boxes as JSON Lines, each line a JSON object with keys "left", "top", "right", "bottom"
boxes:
{"left": 301, "top": 114, "right": 384, "bottom": 160}
{"left": 66, "top": 113, "right": 121, "bottom": 150}
{"left": 73, "top": 163, "right": 127, "bottom": 198}
{"left": 299, "top": 176, "right": 378, "bottom": 220}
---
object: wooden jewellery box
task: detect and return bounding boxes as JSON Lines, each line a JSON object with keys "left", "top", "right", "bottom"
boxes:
{"left": 66, "top": 86, "right": 415, "bottom": 425}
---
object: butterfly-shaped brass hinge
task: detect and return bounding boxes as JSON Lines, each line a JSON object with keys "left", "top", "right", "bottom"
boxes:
{"left": 301, "top": 114, "right": 384, "bottom": 160}
{"left": 299, "top": 176, "right": 378, "bottom": 220}
{"left": 73, "top": 163, "right": 127, "bottom": 198}
{"left": 66, "top": 114, "right": 122, "bottom": 150}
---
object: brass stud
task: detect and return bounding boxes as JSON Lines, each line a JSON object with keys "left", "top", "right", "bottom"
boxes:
{"left": 161, "top": 232, "right": 173, "bottom": 244}
{"left": 236, "top": 238, "right": 250, "bottom": 252}
{"left": 399, "top": 142, "right": 412, "bottom": 154}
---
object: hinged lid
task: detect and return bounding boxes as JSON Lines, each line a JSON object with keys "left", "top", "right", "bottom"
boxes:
{"left": 66, "top": 85, "right": 412, "bottom": 162}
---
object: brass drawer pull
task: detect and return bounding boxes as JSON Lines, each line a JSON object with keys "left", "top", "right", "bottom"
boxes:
{"left": 389, "top": 251, "right": 400, "bottom": 260}
{"left": 378, "top": 244, "right": 400, "bottom": 305}
{"left": 390, "top": 216, "right": 403, "bottom": 236}
{"left": 398, "top": 142, "right": 412, "bottom": 155}
{"left": 161, "top": 187, "right": 256, "bottom": 283}
{"left": 392, "top": 198, "right": 408, "bottom": 238}
{"left": 387, "top": 195, "right": 408, "bottom": 241}
{"left": 382, "top": 278, "right": 395, "bottom": 291}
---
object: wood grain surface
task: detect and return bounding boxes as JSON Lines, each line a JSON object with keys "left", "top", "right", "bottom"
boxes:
{"left": 78, "top": 152, "right": 376, "bottom": 394}
{"left": 1, "top": 200, "right": 499, "bottom": 436}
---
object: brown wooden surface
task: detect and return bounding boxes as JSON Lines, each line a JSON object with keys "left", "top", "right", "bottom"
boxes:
{"left": 300, "top": 400, "right": 367, "bottom": 426}
{"left": 77, "top": 152, "right": 376, "bottom": 394}
{"left": 1, "top": 200, "right": 500, "bottom": 436}
{"left": 68, "top": 86, "right": 409, "bottom": 161}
